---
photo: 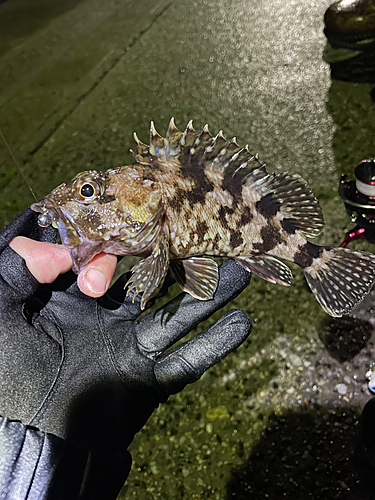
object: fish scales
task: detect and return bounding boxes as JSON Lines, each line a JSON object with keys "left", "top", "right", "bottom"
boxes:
{"left": 31, "top": 118, "right": 375, "bottom": 316}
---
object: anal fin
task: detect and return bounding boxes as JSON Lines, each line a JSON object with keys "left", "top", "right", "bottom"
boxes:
{"left": 235, "top": 255, "right": 293, "bottom": 286}
{"left": 170, "top": 257, "right": 219, "bottom": 300}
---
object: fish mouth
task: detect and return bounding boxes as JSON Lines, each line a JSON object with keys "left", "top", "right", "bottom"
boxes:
{"left": 57, "top": 210, "right": 105, "bottom": 273}
{"left": 31, "top": 200, "right": 103, "bottom": 273}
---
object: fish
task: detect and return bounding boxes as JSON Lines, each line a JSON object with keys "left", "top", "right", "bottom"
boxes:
{"left": 31, "top": 118, "right": 375, "bottom": 315}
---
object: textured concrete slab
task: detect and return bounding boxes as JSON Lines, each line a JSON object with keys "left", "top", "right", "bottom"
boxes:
{"left": 1, "top": 0, "right": 338, "bottom": 224}
{"left": 0, "top": 0, "right": 171, "bottom": 222}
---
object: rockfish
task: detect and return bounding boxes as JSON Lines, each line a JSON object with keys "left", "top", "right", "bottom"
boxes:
{"left": 31, "top": 119, "right": 375, "bottom": 315}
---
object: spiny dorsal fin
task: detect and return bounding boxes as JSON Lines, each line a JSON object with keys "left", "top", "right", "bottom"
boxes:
{"left": 203, "top": 130, "right": 226, "bottom": 160}
{"left": 130, "top": 132, "right": 149, "bottom": 161}
{"left": 131, "top": 119, "right": 265, "bottom": 183}
{"left": 166, "top": 117, "right": 183, "bottom": 149}
{"left": 180, "top": 120, "right": 197, "bottom": 148}
{"left": 210, "top": 137, "right": 242, "bottom": 171}
{"left": 186, "top": 123, "right": 212, "bottom": 160}
{"left": 149, "top": 121, "right": 165, "bottom": 156}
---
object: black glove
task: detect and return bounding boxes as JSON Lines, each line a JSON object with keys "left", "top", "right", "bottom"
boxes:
{"left": 0, "top": 208, "right": 252, "bottom": 499}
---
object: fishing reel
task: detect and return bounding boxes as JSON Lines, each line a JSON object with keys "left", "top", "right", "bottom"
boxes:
{"left": 339, "top": 158, "right": 375, "bottom": 247}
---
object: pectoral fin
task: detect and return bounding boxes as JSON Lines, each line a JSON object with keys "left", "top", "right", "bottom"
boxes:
{"left": 126, "top": 231, "right": 170, "bottom": 309}
{"left": 235, "top": 255, "right": 293, "bottom": 286}
{"left": 170, "top": 256, "right": 219, "bottom": 300}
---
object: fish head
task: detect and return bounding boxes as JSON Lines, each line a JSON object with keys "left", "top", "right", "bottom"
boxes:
{"left": 31, "top": 166, "right": 162, "bottom": 273}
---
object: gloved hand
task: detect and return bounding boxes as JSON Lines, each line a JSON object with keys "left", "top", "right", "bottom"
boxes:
{"left": 0, "top": 208, "right": 252, "bottom": 499}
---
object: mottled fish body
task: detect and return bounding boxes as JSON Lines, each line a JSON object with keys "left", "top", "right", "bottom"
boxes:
{"left": 31, "top": 119, "right": 375, "bottom": 315}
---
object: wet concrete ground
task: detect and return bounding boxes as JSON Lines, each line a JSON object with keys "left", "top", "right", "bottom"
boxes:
{"left": 1, "top": 0, "right": 375, "bottom": 498}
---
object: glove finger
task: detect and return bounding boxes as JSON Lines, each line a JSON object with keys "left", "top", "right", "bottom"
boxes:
{"left": 0, "top": 238, "right": 72, "bottom": 300}
{"left": 99, "top": 270, "right": 176, "bottom": 319}
{"left": 154, "top": 309, "right": 251, "bottom": 396}
{"left": 0, "top": 208, "right": 57, "bottom": 298}
{"left": 136, "top": 259, "right": 250, "bottom": 353}
{"left": 0, "top": 208, "right": 56, "bottom": 254}
{"left": 0, "top": 246, "right": 40, "bottom": 299}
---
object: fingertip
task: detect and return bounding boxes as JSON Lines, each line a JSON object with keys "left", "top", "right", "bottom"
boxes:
{"left": 220, "top": 259, "right": 251, "bottom": 288}
{"left": 154, "top": 308, "right": 252, "bottom": 396}
{"left": 77, "top": 253, "right": 117, "bottom": 297}
{"left": 221, "top": 308, "right": 252, "bottom": 343}
{"left": 78, "top": 268, "right": 109, "bottom": 297}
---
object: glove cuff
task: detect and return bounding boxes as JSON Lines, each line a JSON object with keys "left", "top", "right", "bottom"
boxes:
{"left": 0, "top": 416, "right": 132, "bottom": 499}
{"left": 0, "top": 416, "right": 66, "bottom": 498}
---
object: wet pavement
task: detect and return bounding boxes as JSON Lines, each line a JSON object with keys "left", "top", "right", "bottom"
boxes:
{"left": 1, "top": 0, "right": 375, "bottom": 498}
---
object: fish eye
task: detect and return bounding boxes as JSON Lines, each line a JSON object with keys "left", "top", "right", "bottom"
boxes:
{"left": 75, "top": 180, "right": 100, "bottom": 202}
{"left": 80, "top": 183, "right": 95, "bottom": 198}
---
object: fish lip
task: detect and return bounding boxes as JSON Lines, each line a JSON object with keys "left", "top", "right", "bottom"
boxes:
{"left": 31, "top": 199, "right": 57, "bottom": 215}
{"left": 32, "top": 200, "right": 98, "bottom": 272}
{"left": 31, "top": 200, "right": 78, "bottom": 239}
{"left": 54, "top": 208, "right": 104, "bottom": 274}
{"left": 30, "top": 201, "right": 44, "bottom": 213}
{"left": 32, "top": 198, "right": 106, "bottom": 273}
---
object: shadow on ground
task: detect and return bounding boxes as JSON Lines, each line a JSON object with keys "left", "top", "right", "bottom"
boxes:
{"left": 226, "top": 404, "right": 375, "bottom": 499}
{"left": 320, "top": 316, "right": 373, "bottom": 363}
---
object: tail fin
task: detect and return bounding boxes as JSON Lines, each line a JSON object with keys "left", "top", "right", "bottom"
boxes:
{"left": 304, "top": 247, "right": 375, "bottom": 317}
